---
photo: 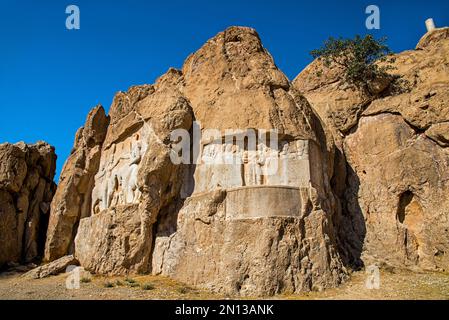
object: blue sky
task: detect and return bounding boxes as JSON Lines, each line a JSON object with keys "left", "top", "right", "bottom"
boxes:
{"left": 1, "top": 0, "right": 448, "bottom": 180}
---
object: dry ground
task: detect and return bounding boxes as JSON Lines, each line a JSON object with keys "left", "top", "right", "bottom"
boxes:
{"left": 0, "top": 269, "right": 448, "bottom": 300}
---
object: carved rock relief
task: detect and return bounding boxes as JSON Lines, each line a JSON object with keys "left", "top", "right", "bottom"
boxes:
{"left": 91, "top": 127, "right": 149, "bottom": 213}
{"left": 192, "top": 139, "right": 312, "bottom": 194}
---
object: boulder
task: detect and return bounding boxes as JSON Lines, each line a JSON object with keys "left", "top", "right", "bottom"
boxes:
{"left": 22, "top": 255, "right": 78, "bottom": 279}
{"left": 0, "top": 142, "right": 56, "bottom": 268}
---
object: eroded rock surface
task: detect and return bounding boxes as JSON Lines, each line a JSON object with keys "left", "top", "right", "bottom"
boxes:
{"left": 38, "top": 25, "right": 449, "bottom": 296}
{"left": 44, "top": 105, "right": 109, "bottom": 261}
{"left": 151, "top": 27, "right": 347, "bottom": 296}
{"left": 0, "top": 142, "right": 56, "bottom": 268}
{"left": 38, "top": 27, "right": 349, "bottom": 296}
{"left": 23, "top": 255, "right": 78, "bottom": 279}
{"left": 293, "top": 27, "right": 449, "bottom": 271}
{"left": 74, "top": 74, "right": 193, "bottom": 275}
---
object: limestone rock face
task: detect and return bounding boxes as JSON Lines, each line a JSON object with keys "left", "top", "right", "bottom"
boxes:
{"left": 152, "top": 189, "right": 345, "bottom": 296}
{"left": 0, "top": 142, "right": 56, "bottom": 268}
{"left": 181, "top": 27, "right": 318, "bottom": 141}
{"left": 41, "top": 27, "right": 349, "bottom": 296}
{"left": 293, "top": 28, "right": 449, "bottom": 270}
{"left": 74, "top": 73, "right": 194, "bottom": 275}
{"left": 344, "top": 114, "right": 449, "bottom": 270}
{"left": 44, "top": 105, "right": 109, "bottom": 261}
{"left": 151, "top": 27, "right": 347, "bottom": 295}
{"left": 38, "top": 25, "right": 449, "bottom": 295}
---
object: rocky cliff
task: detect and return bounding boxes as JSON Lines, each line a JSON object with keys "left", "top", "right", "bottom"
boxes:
{"left": 0, "top": 142, "right": 56, "bottom": 268}
{"left": 1, "top": 25, "right": 448, "bottom": 297}
{"left": 293, "top": 27, "right": 449, "bottom": 271}
{"left": 44, "top": 106, "right": 109, "bottom": 261}
{"left": 151, "top": 27, "right": 346, "bottom": 295}
{"left": 44, "top": 27, "right": 348, "bottom": 295}
{"left": 74, "top": 76, "right": 194, "bottom": 275}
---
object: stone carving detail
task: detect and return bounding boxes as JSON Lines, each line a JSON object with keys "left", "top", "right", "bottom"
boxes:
{"left": 61, "top": 27, "right": 349, "bottom": 296}
{"left": 92, "top": 131, "right": 148, "bottom": 213}
{"left": 74, "top": 77, "right": 194, "bottom": 276}
{"left": 192, "top": 139, "right": 311, "bottom": 194}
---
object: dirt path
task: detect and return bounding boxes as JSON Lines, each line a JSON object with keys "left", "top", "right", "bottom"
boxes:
{"left": 0, "top": 269, "right": 448, "bottom": 300}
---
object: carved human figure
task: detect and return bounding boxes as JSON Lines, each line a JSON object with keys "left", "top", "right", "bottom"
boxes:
{"left": 92, "top": 134, "right": 145, "bottom": 213}
{"left": 280, "top": 142, "right": 289, "bottom": 158}
{"left": 243, "top": 150, "right": 258, "bottom": 186}
{"left": 201, "top": 144, "right": 210, "bottom": 164}
{"left": 296, "top": 140, "right": 309, "bottom": 159}
{"left": 92, "top": 145, "right": 119, "bottom": 213}
{"left": 92, "top": 184, "right": 102, "bottom": 214}
{"left": 255, "top": 144, "right": 267, "bottom": 185}
{"left": 202, "top": 143, "right": 217, "bottom": 165}
{"left": 112, "top": 134, "right": 143, "bottom": 204}
{"left": 223, "top": 143, "right": 235, "bottom": 165}
{"left": 264, "top": 146, "right": 278, "bottom": 178}
{"left": 108, "top": 173, "right": 120, "bottom": 207}
{"left": 211, "top": 144, "right": 219, "bottom": 164}
{"left": 124, "top": 134, "right": 143, "bottom": 203}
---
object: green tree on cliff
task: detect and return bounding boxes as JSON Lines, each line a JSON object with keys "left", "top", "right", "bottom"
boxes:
{"left": 311, "top": 35, "right": 402, "bottom": 95}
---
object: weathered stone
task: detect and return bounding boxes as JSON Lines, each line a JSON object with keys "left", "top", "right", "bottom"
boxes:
{"left": 425, "top": 122, "right": 449, "bottom": 147}
{"left": 416, "top": 27, "right": 449, "bottom": 50}
{"left": 40, "top": 25, "right": 449, "bottom": 296}
{"left": 153, "top": 187, "right": 345, "bottom": 296}
{"left": 44, "top": 105, "right": 109, "bottom": 261}
{"left": 293, "top": 26, "right": 449, "bottom": 271}
{"left": 74, "top": 72, "right": 194, "bottom": 275}
{"left": 293, "top": 57, "right": 371, "bottom": 135}
{"left": 22, "top": 255, "right": 78, "bottom": 279}
{"left": 151, "top": 27, "right": 347, "bottom": 296}
{"left": 75, "top": 205, "right": 147, "bottom": 274}
{"left": 344, "top": 114, "right": 449, "bottom": 270}
{"left": 0, "top": 142, "right": 56, "bottom": 268}
{"left": 53, "top": 27, "right": 349, "bottom": 297}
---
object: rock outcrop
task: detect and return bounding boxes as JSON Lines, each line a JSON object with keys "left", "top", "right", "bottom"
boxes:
{"left": 44, "top": 106, "right": 109, "bottom": 261}
{"left": 0, "top": 142, "right": 56, "bottom": 268}
{"left": 293, "top": 27, "right": 449, "bottom": 271}
{"left": 74, "top": 75, "right": 194, "bottom": 275}
{"left": 41, "top": 27, "right": 348, "bottom": 296}
{"left": 151, "top": 27, "right": 346, "bottom": 296}
{"left": 34, "top": 25, "right": 448, "bottom": 296}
